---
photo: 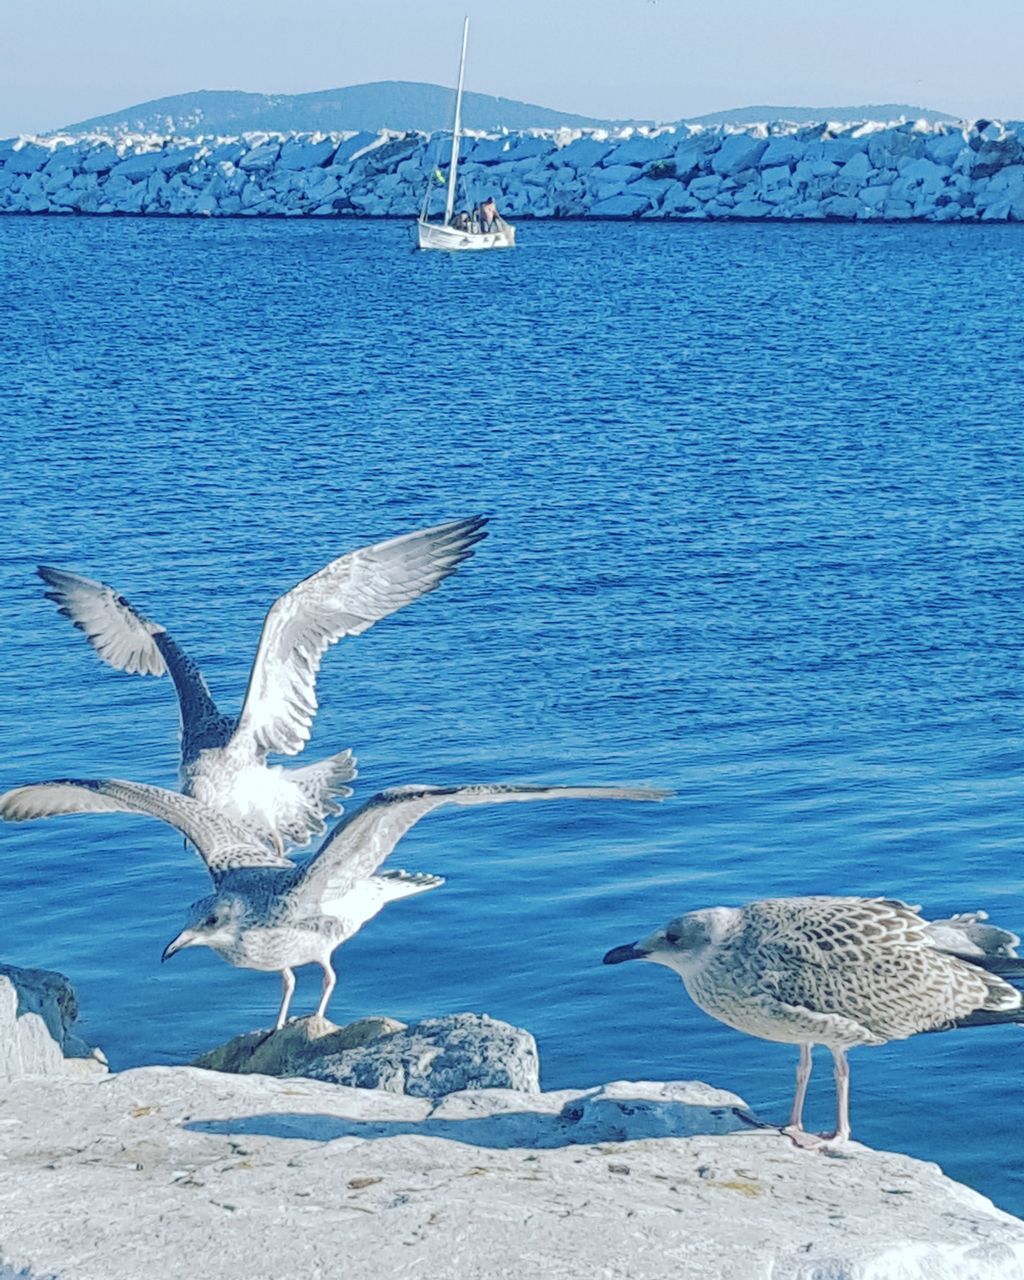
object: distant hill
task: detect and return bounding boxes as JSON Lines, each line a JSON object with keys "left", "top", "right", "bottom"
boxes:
{"left": 686, "top": 103, "right": 957, "bottom": 125}
{"left": 58, "top": 82, "right": 644, "bottom": 136}
{"left": 55, "top": 85, "right": 960, "bottom": 139}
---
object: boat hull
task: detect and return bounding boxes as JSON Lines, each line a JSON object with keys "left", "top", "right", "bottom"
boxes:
{"left": 416, "top": 219, "right": 516, "bottom": 252}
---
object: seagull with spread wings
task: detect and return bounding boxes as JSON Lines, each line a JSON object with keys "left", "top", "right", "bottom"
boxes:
{"left": 0, "top": 778, "right": 667, "bottom": 1029}
{"left": 36, "top": 517, "right": 487, "bottom": 855}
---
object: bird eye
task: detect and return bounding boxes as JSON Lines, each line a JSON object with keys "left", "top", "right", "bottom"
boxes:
{"left": 204, "top": 914, "right": 218, "bottom": 927}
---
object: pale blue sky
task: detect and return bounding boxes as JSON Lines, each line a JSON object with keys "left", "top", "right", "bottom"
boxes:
{"left": 4, "top": 0, "right": 1023, "bottom": 137}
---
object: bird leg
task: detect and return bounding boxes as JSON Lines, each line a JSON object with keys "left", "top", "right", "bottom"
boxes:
{"left": 315, "top": 959, "right": 337, "bottom": 1022}
{"left": 782, "top": 1043, "right": 817, "bottom": 1146}
{"left": 826, "top": 1047, "right": 851, "bottom": 1148}
{"left": 271, "top": 829, "right": 285, "bottom": 859}
{"left": 274, "top": 967, "right": 296, "bottom": 1031}
{"left": 784, "top": 1046, "right": 852, "bottom": 1153}
{"left": 790, "top": 1044, "right": 813, "bottom": 1127}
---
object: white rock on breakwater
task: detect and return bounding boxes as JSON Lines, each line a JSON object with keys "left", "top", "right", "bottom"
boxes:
{"left": 4, "top": 1067, "right": 1024, "bottom": 1280}
{"left": 0, "top": 961, "right": 106, "bottom": 1079}
{"left": 2, "top": 963, "right": 1024, "bottom": 1278}
{"left": 2, "top": 117, "right": 1024, "bottom": 222}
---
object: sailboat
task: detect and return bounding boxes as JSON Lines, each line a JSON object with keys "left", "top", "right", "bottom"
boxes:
{"left": 416, "top": 17, "right": 516, "bottom": 251}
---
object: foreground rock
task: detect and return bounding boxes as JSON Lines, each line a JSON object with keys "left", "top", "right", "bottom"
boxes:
{"left": 3, "top": 116, "right": 1024, "bottom": 222}
{"left": 0, "top": 965, "right": 1020, "bottom": 1277}
{"left": 193, "top": 1011, "right": 540, "bottom": 1096}
{"left": 0, "top": 1067, "right": 1021, "bottom": 1280}
{"left": 0, "top": 962, "right": 106, "bottom": 1079}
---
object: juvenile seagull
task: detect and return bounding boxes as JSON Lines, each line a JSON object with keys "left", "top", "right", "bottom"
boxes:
{"left": 604, "top": 895, "right": 1024, "bottom": 1149}
{"left": 1, "top": 777, "right": 666, "bottom": 1029}
{"left": 36, "top": 516, "right": 487, "bottom": 853}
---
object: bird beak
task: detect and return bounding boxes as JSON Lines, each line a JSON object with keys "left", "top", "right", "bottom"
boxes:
{"left": 161, "top": 929, "right": 199, "bottom": 963}
{"left": 603, "top": 941, "right": 648, "bottom": 965}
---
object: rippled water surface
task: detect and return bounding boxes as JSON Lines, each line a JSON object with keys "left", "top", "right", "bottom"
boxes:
{"left": 2, "top": 215, "right": 1024, "bottom": 1211}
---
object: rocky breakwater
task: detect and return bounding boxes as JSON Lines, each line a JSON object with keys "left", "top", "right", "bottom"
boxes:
{"left": 0, "top": 961, "right": 107, "bottom": 1079}
{"left": 2, "top": 965, "right": 1024, "bottom": 1280}
{"left": 3, "top": 117, "right": 1024, "bottom": 223}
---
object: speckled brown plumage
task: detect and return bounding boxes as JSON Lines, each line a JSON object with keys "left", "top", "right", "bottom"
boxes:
{"left": 605, "top": 895, "right": 1024, "bottom": 1148}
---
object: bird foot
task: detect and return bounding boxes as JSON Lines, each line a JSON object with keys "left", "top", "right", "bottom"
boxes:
{"left": 251, "top": 1024, "right": 284, "bottom": 1052}
{"left": 782, "top": 1126, "right": 852, "bottom": 1156}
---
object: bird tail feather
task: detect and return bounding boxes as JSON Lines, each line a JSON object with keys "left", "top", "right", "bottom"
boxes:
{"left": 376, "top": 869, "right": 445, "bottom": 901}
{"left": 289, "top": 748, "right": 358, "bottom": 813}
{"left": 949, "top": 1007, "right": 1024, "bottom": 1030}
{"left": 964, "top": 955, "right": 1024, "bottom": 980}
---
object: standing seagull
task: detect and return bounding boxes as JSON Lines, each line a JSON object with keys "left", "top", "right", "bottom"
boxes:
{"left": 0, "top": 777, "right": 666, "bottom": 1029}
{"left": 604, "top": 895, "right": 1024, "bottom": 1149}
{"left": 36, "top": 516, "right": 487, "bottom": 853}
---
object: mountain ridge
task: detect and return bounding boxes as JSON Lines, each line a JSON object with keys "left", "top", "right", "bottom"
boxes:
{"left": 688, "top": 103, "right": 956, "bottom": 125}
{"left": 59, "top": 82, "right": 643, "bottom": 136}
{"left": 55, "top": 82, "right": 958, "bottom": 137}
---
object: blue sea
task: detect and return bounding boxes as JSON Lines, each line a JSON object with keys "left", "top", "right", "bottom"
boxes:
{"left": 2, "top": 215, "right": 1023, "bottom": 1213}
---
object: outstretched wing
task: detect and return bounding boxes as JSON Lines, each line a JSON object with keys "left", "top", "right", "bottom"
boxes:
{"left": 37, "top": 566, "right": 166, "bottom": 677}
{"left": 289, "top": 782, "right": 669, "bottom": 911}
{"left": 0, "top": 779, "right": 291, "bottom": 879}
{"left": 37, "top": 567, "right": 225, "bottom": 749}
{"left": 231, "top": 517, "right": 488, "bottom": 759}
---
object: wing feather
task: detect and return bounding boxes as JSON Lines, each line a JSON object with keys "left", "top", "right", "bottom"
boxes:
{"left": 37, "top": 566, "right": 166, "bottom": 677}
{"left": 740, "top": 897, "right": 1017, "bottom": 1038}
{"left": 746, "top": 896, "right": 931, "bottom": 966}
{"left": 289, "top": 782, "right": 669, "bottom": 912}
{"left": 0, "top": 779, "right": 291, "bottom": 879}
{"left": 232, "top": 517, "right": 488, "bottom": 758}
{"left": 37, "top": 566, "right": 225, "bottom": 750}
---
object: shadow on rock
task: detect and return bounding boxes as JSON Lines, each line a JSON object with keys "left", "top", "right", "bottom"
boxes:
{"left": 185, "top": 1080, "right": 766, "bottom": 1149}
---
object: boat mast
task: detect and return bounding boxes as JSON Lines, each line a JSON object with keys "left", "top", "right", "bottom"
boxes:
{"left": 444, "top": 16, "right": 469, "bottom": 226}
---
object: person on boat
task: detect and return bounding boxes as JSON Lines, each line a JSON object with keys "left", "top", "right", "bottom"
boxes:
{"left": 479, "top": 196, "right": 499, "bottom": 232}
{"left": 451, "top": 210, "right": 470, "bottom": 231}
